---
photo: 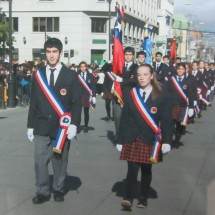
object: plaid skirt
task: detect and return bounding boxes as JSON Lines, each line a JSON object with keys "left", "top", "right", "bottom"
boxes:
{"left": 82, "top": 95, "right": 90, "bottom": 108}
{"left": 120, "top": 137, "right": 153, "bottom": 164}
{"left": 102, "top": 91, "right": 113, "bottom": 100}
{"left": 172, "top": 104, "right": 186, "bottom": 122}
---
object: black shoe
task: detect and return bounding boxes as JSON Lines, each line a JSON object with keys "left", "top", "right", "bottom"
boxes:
{"left": 32, "top": 194, "right": 50, "bottom": 204}
{"left": 137, "top": 198, "right": 147, "bottom": 208}
{"left": 83, "top": 126, "right": 88, "bottom": 133}
{"left": 121, "top": 199, "right": 132, "bottom": 211}
{"left": 54, "top": 191, "right": 64, "bottom": 202}
{"left": 77, "top": 126, "right": 81, "bottom": 134}
{"left": 107, "top": 116, "right": 111, "bottom": 121}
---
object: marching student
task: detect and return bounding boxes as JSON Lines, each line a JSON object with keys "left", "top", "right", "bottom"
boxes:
{"left": 118, "top": 64, "right": 172, "bottom": 210}
{"left": 77, "top": 61, "right": 96, "bottom": 133}
{"left": 113, "top": 46, "right": 138, "bottom": 143}
{"left": 169, "top": 63, "right": 194, "bottom": 145}
{"left": 136, "top": 51, "right": 146, "bottom": 66}
{"left": 27, "top": 38, "right": 82, "bottom": 204}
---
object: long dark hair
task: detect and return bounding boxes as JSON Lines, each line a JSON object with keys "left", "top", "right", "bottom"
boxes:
{"left": 137, "top": 64, "right": 162, "bottom": 100}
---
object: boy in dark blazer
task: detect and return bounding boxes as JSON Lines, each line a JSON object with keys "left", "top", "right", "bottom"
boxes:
{"left": 27, "top": 38, "right": 82, "bottom": 204}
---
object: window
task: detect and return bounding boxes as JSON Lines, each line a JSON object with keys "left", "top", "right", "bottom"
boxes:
{"left": 6, "top": 17, "right": 18, "bottom": 32}
{"left": 91, "top": 18, "right": 107, "bottom": 33}
{"left": 33, "top": 17, "right": 59, "bottom": 32}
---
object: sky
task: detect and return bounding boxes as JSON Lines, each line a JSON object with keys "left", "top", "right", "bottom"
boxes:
{"left": 174, "top": 0, "right": 215, "bottom": 32}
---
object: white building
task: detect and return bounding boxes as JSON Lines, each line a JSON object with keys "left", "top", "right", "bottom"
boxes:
{"left": 0, "top": 0, "right": 159, "bottom": 65}
{"left": 156, "top": 0, "right": 174, "bottom": 55}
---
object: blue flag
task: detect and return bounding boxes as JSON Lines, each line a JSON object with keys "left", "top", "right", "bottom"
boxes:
{"left": 20, "top": 79, "right": 30, "bottom": 86}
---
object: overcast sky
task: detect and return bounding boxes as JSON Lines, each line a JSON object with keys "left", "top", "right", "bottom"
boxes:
{"left": 174, "top": 0, "right": 215, "bottom": 32}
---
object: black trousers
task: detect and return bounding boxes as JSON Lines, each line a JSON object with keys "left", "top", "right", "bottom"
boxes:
{"left": 105, "top": 99, "right": 112, "bottom": 117}
{"left": 124, "top": 161, "right": 152, "bottom": 200}
{"left": 83, "top": 107, "right": 89, "bottom": 127}
{"left": 175, "top": 121, "right": 185, "bottom": 142}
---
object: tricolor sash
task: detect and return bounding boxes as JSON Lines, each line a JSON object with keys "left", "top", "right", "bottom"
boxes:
{"left": 164, "top": 77, "right": 168, "bottom": 82}
{"left": 203, "top": 81, "right": 208, "bottom": 89}
{"left": 199, "top": 94, "right": 210, "bottom": 106}
{"left": 35, "top": 70, "right": 72, "bottom": 154}
{"left": 130, "top": 87, "right": 162, "bottom": 164}
{"left": 78, "top": 74, "right": 95, "bottom": 110}
{"left": 106, "top": 72, "right": 116, "bottom": 82}
{"left": 170, "top": 77, "right": 189, "bottom": 125}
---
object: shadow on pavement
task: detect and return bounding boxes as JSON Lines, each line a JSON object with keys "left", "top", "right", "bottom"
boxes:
{"left": 112, "top": 179, "right": 158, "bottom": 199}
{"left": 49, "top": 175, "right": 82, "bottom": 195}
{"left": 106, "top": 130, "right": 116, "bottom": 145}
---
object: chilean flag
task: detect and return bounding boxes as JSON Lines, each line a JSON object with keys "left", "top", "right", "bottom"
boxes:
{"left": 112, "top": 3, "right": 124, "bottom": 107}
{"left": 170, "top": 37, "right": 176, "bottom": 63}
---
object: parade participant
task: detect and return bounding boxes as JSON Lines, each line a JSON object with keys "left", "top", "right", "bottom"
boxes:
{"left": 96, "top": 69, "right": 105, "bottom": 95}
{"left": 27, "top": 38, "right": 82, "bottom": 204}
{"left": 113, "top": 46, "right": 138, "bottom": 143}
{"left": 77, "top": 61, "right": 96, "bottom": 133}
{"left": 152, "top": 52, "right": 169, "bottom": 83}
{"left": 163, "top": 55, "right": 176, "bottom": 79}
{"left": 101, "top": 62, "right": 114, "bottom": 121}
{"left": 169, "top": 63, "right": 194, "bottom": 145}
{"left": 205, "top": 62, "right": 213, "bottom": 104}
{"left": 136, "top": 51, "right": 146, "bottom": 66}
{"left": 198, "top": 60, "right": 210, "bottom": 109}
{"left": 118, "top": 64, "right": 172, "bottom": 210}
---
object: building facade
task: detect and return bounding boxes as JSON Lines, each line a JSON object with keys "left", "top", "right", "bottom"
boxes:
{"left": 0, "top": 0, "right": 159, "bottom": 65}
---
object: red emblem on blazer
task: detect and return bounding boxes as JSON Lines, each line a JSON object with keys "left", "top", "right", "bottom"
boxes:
{"left": 88, "top": 79, "right": 91, "bottom": 84}
{"left": 151, "top": 107, "right": 157, "bottom": 114}
{"left": 183, "top": 85, "right": 187, "bottom": 89}
{"left": 60, "top": 88, "right": 67, "bottom": 95}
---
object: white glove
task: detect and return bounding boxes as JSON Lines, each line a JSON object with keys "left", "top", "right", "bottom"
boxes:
{"left": 211, "top": 86, "right": 214, "bottom": 91}
{"left": 66, "top": 124, "right": 77, "bottom": 140}
{"left": 116, "top": 144, "right": 122, "bottom": 152}
{"left": 206, "top": 90, "right": 211, "bottom": 96}
{"left": 188, "top": 108, "right": 194, "bottom": 117}
{"left": 27, "top": 128, "right": 34, "bottom": 142}
{"left": 115, "top": 76, "right": 123, "bottom": 82}
{"left": 194, "top": 100, "right": 197, "bottom": 106}
{"left": 92, "top": 97, "right": 96, "bottom": 104}
{"left": 101, "top": 92, "right": 104, "bottom": 97}
{"left": 161, "top": 143, "right": 171, "bottom": 154}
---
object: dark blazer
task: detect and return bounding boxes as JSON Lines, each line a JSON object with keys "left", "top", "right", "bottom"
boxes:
{"left": 118, "top": 87, "right": 173, "bottom": 145}
{"left": 186, "top": 73, "right": 197, "bottom": 101}
{"left": 121, "top": 62, "right": 138, "bottom": 97}
{"left": 78, "top": 71, "right": 96, "bottom": 97}
{"left": 168, "top": 76, "right": 194, "bottom": 109}
{"left": 27, "top": 64, "right": 82, "bottom": 139}
{"left": 153, "top": 62, "right": 169, "bottom": 83}
{"left": 102, "top": 71, "right": 114, "bottom": 93}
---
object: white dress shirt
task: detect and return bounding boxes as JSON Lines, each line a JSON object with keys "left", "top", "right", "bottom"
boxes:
{"left": 46, "top": 63, "right": 62, "bottom": 85}
{"left": 140, "top": 86, "right": 153, "bottom": 102}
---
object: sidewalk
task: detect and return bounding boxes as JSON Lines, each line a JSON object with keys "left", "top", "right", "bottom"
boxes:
{"left": 0, "top": 96, "right": 214, "bottom": 215}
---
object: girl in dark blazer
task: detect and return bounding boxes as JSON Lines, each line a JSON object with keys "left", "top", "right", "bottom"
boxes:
{"left": 77, "top": 61, "right": 96, "bottom": 133}
{"left": 118, "top": 64, "right": 172, "bottom": 210}
{"left": 168, "top": 63, "right": 194, "bottom": 145}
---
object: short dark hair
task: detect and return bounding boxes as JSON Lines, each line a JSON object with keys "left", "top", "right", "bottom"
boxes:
{"left": 163, "top": 55, "right": 169, "bottom": 60}
{"left": 176, "top": 62, "right": 186, "bottom": 70}
{"left": 155, "top": 52, "right": 163, "bottom": 56}
{"left": 124, "top": 46, "right": 135, "bottom": 55}
{"left": 137, "top": 51, "right": 146, "bottom": 58}
{"left": 44, "top": 37, "right": 63, "bottom": 52}
{"left": 176, "top": 57, "right": 181, "bottom": 61}
{"left": 79, "top": 61, "right": 88, "bottom": 68}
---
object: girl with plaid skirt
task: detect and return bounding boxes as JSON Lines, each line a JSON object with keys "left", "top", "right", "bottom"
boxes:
{"left": 118, "top": 64, "right": 172, "bottom": 210}
{"left": 168, "top": 63, "right": 195, "bottom": 145}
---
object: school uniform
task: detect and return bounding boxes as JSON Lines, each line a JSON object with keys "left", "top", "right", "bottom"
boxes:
{"left": 118, "top": 86, "right": 172, "bottom": 202}
{"left": 153, "top": 62, "right": 169, "bottom": 83}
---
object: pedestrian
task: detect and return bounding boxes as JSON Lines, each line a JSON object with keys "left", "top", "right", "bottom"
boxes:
{"left": 113, "top": 46, "right": 138, "bottom": 143}
{"left": 27, "top": 37, "right": 82, "bottom": 204}
{"left": 77, "top": 61, "right": 96, "bottom": 133}
{"left": 118, "top": 64, "right": 172, "bottom": 210}
{"left": 168, "top": 63, "right": 194, "bottom": 145}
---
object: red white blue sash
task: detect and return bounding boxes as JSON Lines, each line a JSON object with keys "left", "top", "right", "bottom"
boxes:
{"left": 35, "top": 70, "right": 72, "bottom": 154}
{"left": 203, "top": 81, "right": 208, "bottom": 89}
{"left": 106, "top": 72, "right": 116, "bottom": 82}
{"left": 130, "top": 87, "right": 161, "bottom": 164}
{"left": 78, "top": 74, "right": 95, "bottom": 110}
{"left": 199, "top": 94, "right": 210, "bottom": 106}
{"left": 170, "top": 76, "right": 189, "bottom": 105}
{"left": 171, "top": 76, "right": 189, "bottom": 125}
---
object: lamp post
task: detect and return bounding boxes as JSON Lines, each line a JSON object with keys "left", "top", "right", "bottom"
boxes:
{"left": 107, "top": 0, "right": 112, "bottom": 60}
{"left": 7, "top": 0, "right": 16, "bottom": 108}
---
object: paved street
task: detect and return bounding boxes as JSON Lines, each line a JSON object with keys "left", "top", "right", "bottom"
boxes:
{"left": 0, "top": 96, "right": 215, "bottom": 215}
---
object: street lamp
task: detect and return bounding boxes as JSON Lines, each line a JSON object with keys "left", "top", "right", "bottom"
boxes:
{"left": 107, "top": 0, "right": 112, "bottom": 60}
{"left": 7, "top": 0, "right": 16, "bottom": 108}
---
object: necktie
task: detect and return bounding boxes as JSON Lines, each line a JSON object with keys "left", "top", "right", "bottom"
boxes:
{"left": 142, "top": 91, "right": 146, "bottom": 102}
{"left": 125, "top": 63, "right": 128, "bottom": 72}
{"left": 82, "top": 72, "right": 85, "bottom": 80}
{"left": 50, "top": 68, "right": 56, "bottom": 89}
{"left": 178, "top": 77, "right": 182, "bottom": 82}
{"left": 156, "top": 63, "right": 159, "bottom": 70}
